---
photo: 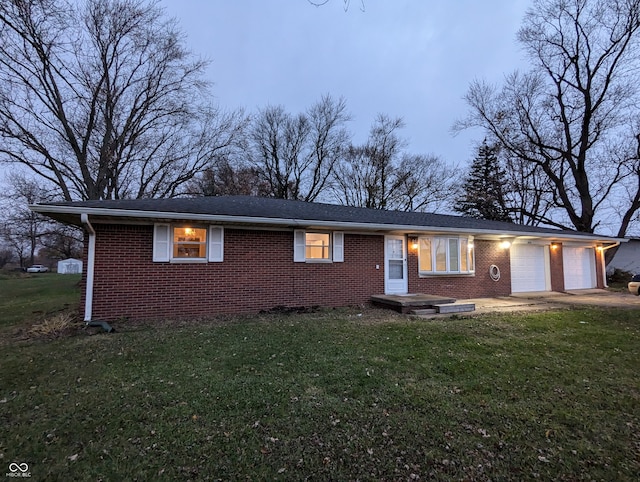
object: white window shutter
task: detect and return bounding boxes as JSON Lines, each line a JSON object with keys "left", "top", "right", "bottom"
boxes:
{"left": 333, "top": 231, "right": 344, "bottom": 262}
{"left": 208, "top": 226, "right": 224, "bottom": 262}
{"left": 294, "top": 230, "right": 306, "bottom": 262}
{"left": 153, "top": 224, "right": 170, "bottom": 262}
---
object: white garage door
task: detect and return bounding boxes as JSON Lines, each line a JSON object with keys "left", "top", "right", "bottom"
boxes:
{"left": 511, "top": 244, "right": 549, "bottom": 292}
{"left": 563, "top": 247, "right": 596, "bottom": 290}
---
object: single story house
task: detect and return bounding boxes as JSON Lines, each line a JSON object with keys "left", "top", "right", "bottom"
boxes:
{"left": 57, "top": 257, "right": 83, "bottom": 274}
{"left": 31, "top": 195, "right": 622, "bottom": 322}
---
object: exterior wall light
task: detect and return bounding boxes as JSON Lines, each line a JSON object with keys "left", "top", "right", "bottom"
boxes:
{"left": 500, "top": 240, "right": 511, "bottom": 249}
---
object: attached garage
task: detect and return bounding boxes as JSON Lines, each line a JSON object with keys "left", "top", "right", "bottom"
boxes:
{"left": 563, "top": 246, "right": 596, "bottom": 290}
{"left": 510, "top": 243, "right": 550, "bottom": 292}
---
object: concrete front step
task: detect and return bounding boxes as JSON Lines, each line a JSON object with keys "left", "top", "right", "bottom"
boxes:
{"left": 434, "top": 303, "right": 476, "bottom": 314}
{"left": 371, "top": 293, "right": 456, "bottom": 314}
{"left": 410, "top": 303, "right": 476, "bottom": 316}
{"left": 409, "top": 308, "right": 438, "bottom": 315}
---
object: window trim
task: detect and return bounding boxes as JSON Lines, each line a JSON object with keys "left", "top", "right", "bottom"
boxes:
{"left": 172, "top": 226, "right": 208, "bottom": 261}
{"left": 294, "top": 229, "right": 344, "bottom": 263}
{"left": 305, "top": 232, "right": 332, "bottom": 261}
{"left": 153, "top": 223, "right": 224, "bottom": 263}
{"left": 418, "top": 235, "right": 475, "bottom": 276}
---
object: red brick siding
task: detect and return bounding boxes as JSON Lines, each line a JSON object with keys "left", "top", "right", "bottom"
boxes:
{"left": 79, "top": 226, "right": 586, "bottom": 321}
{"left": 550, "top": 243, "right": 565, "bottom": 292}
{"left": 85, "top": 225, "right": 385, "bottom": 321}
{"left": 407, "top": 239, "right": 512, "bottom": 299}
{"left": 594, "top": 247, "right": 605, "bottom": 288}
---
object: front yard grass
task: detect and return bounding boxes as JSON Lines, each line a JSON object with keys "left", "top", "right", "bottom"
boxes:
{"left": 0, "top": 273, "right": 81, "bottom": 329}
{"left": 1, "top": 303, "right": 639, "bottom": 481}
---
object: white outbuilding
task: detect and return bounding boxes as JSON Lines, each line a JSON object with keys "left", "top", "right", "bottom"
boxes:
{"left": 57, "top": 258, "right": 83, "bottom": 274}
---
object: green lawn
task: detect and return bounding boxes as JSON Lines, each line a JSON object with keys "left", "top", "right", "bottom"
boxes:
{"left": 0, "top": 276, "right": 639, "bottom": 480}
{"left": 0, "top": 273, "right": 81, "bottom": 328}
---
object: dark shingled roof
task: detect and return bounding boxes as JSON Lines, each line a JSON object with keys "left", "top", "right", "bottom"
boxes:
{"left": 34, "top": 195, "right": 610, "bottom": 240}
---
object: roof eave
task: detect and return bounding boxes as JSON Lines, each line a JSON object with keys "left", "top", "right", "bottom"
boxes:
{"left": 29, "top": 204, "right": 625, "bottom": 244}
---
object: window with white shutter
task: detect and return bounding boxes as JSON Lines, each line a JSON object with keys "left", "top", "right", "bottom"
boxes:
{"left": 153, "top": 224, "right": 171, "bottom": 262}
{"left": 293, "top": 230, "right": 344, "bottom": 263}
{"left": 152, "top": 224, "right": 224, "bottom": 263}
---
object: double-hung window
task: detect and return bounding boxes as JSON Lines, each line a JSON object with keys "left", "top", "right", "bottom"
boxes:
{"left": 305, "top": 233, "right": 331, "bottom": 260}
{"left": 294, "top": 230, "right": 344, "bottom": 263}
{"left": 153, "top": 224, "right": 224, "bottom": 263}
{"left": 173, "top": 227, "right": 207, "bottom": 259}
{"left": 419, "top": 236, "right": 474, "bottom": 275}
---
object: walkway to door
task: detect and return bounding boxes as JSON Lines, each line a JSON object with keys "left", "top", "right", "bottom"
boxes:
{"left": 372, "top": 289, "right": 640, "bottom": 318}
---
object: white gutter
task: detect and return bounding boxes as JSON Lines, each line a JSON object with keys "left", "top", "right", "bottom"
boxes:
{"left": 30, "top": 204, "right": 625, "bottom": 244}
{"left": 80, "top": 213, "right": 95, "bottom": 322}
{"left": 599, "top": 241, "right": 621, "bottom": 288}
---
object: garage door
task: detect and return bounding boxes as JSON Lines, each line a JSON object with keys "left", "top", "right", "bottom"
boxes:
{"left": 563, "top": 247, "right": 596, "bottom": 290}
{"left": 511, "top": 244, "right": 549, "bottom": 292}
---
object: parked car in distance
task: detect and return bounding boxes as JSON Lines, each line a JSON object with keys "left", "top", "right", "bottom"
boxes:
{"left": 26, "top": 265, "right": 49, "bottom": 273}
{"left": 629, "top": 274, "right": 640, "bottom": 295}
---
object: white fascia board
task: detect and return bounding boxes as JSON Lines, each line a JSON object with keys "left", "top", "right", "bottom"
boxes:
{"left": 29, "top": 204, "right": 625, "bottom": 244}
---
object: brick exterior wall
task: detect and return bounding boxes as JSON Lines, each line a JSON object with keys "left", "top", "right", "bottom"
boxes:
{"left": 594, "top": 247, "right": 605, "bottom": 289}
{"left": 83, "top": 225, "right": 385, "bottom": 321}
{"left": 549, "top": 243, "right": 565, "bottom": 292}
{"left": 79, "top": 224, "right": 603, "bottom": 321}
{"left": 407, "top": 239, "right": 512, "bottom": 298}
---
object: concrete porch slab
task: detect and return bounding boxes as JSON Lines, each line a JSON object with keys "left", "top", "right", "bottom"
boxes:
{"left": 371, "top": 293, "right": 456, "bottom": 314}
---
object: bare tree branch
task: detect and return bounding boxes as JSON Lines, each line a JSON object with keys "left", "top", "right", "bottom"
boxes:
{"left": 454, "top": 0, "right": 640, "bottom": 235}
{"left": 250, "top": 94, "right": 351, "bottom": 202}
{"left": 332, "top": 114, "right": 455, "bottom": 211}
{"left": 0, "top": 0, "right": 247, "bottom": 200}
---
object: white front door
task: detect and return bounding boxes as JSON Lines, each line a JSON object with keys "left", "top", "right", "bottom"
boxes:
{"left": 385, "top": 235, "right": 408, "bottom": 294}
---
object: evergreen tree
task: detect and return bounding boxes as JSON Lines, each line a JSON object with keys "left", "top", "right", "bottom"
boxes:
{"left": 454, "top": 141, "right": 512, "bottom": 222}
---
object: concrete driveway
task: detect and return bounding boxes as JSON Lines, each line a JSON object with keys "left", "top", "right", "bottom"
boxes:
{"left": 460, "top": 289, "right": 640, "bottom": 316}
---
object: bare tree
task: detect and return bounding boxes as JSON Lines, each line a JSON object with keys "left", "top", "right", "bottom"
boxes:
{"left": 0, "top": 174, "right": 54, "bottom": 266}
{"left": 0, "top": 247, "right": 13, "bottom": 269}
{"left": 308, "top": 0, "right": 365, "bottom": 11}
{"left": 39, "top": 224, "right": 83, "bottom": 261}
{"left": 502, "top": 153, "right": 556, "bottom": 226}
{"left": 250, "top": 95, "right": 351, "bottom": 201}
{"left": 188, "top": 159, "right": 271, "bottom": 197}
{"left": 0, "top": 0, "right": 247, "bottom": 201}
{"left": 332, "top": 145, "right": 383, "bottom": 209}
{"left": 454, "top": 0, "right": 640, "bottom": 235}
{"left": 332, "top": 114, "right": 455, "bottom": 211}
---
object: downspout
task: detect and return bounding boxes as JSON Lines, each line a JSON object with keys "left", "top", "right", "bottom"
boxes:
{"left": 80, "top": 213, "right": 96, "bottom": 322}
{"left": 599, "top": 242, "right": 621, "bottom": 288}
{"left": 79, "top": 214, "right": 114, "bottom": 333}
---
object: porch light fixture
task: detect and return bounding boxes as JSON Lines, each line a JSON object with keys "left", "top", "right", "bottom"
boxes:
{"left": 551, "top": 242, "right": 558, "bottom": 249}
{"left": 410, "top": 238, "right": 419, "bottom": 251}
{"left": 500, "top": 240, "right": 511, "bottom": 249}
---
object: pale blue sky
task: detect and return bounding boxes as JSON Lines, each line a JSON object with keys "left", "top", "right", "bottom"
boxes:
{"left": 161, "top": 0, "right": 530, "bottom": 166}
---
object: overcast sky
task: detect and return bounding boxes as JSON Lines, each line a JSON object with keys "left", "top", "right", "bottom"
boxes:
{"left": 161, "top": 0, "right": 530, "bottom": 167}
